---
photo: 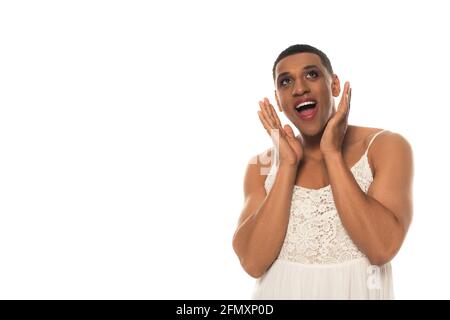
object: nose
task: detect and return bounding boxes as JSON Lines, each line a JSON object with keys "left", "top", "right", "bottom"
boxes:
{"left": 292, "top": 78, "right": 309, "bottom": 96}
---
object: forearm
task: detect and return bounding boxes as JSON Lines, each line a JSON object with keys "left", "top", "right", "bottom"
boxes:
{"left": 235, "top": 164, "right": 297, "bottom": 276}
{"left": 324, "top": 152, "right": 402, "bottom": 265}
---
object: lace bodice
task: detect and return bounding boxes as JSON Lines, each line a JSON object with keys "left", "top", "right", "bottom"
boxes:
{"left": 264, "top": 130, "right": 386, "bottom": 265}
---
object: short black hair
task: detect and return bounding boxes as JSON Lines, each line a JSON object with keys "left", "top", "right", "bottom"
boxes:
{"left": 272, "top": 44, "right": 334, "bottom": 81}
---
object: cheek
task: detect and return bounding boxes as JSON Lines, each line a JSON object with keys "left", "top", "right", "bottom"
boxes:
{"left": 319, "top": 88, "right": 333, "bottom": 107}
{"left": 279, "top": 96, "right": 290, "bottom": 111}
{"left": 319, "top": 99, "right": 333, "bottom": 119}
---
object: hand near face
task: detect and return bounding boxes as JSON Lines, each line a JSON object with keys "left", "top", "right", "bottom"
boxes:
{"left": 258, "top": 97, "right": 304, "bottom": 166}
{"left": 320, "top": 81, "right": 352, "bottom": 156}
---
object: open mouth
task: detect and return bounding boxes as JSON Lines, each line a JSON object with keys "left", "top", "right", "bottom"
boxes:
{"left": 295, "top": 101, "right": 317, "bottom": 112}
{"left": 295, "top": 101, "right": 317, "bottom": 120}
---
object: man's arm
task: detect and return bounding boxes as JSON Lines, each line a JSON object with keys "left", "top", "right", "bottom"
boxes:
{"left": 323, "top": 132, "right": 414, "bottom": 266}
{"left": 232, "top": 150, "right": 298, "bottom": 278}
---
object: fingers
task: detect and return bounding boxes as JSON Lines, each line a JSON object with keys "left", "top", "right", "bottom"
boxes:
{"left": 259, "top": 99, "right": 276, "bottom": 128}
{"left": 257, "top": 109, "right": 282, "bottom": 147}
{"left": 258, "top": 98, "right": 284, "bottom": 137}
{"left": 284, "top": 124, "right": 294, "bottom": 138}
{"left": 264, "top": 97, "right": 283, "bottom": 130}
{"left": 345, "top": 84, "right": 351, "bottom": 118}
{"left": 337, "top": 81, "right": 351, "bottom": 117}
{"left": 348, "top": 87, "right": 351, "bottom": 115}
{"left": 257, "top": 110, "right": 272, "bottom": 134}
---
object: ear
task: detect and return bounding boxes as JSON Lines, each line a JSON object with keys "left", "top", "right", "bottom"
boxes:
{"left": 331, "top": 74, "right": 340, "bottom": 97}
{"left": 274, "top": 90, "right": 283, "bottom": 112}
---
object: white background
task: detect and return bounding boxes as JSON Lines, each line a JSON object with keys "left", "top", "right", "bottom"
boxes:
{"left": 0, "top": 0, "right": 448, "bottom": 299}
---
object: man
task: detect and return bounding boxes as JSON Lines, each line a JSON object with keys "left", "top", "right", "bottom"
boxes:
{"left": 232, "top": 44, "right": 414, "bottom": 299}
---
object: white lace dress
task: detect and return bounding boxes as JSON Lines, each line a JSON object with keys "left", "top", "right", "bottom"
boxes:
{"left": 252, "top": 130, "right": 394, "bottom": 300}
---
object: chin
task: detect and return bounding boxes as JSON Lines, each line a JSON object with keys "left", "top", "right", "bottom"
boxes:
{"left": 297, "top": 122, "right": 326, "bottom": 137}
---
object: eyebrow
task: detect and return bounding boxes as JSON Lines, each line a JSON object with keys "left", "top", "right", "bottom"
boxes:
{"left": 276, "top": 65, "right": 319, "bottom": 81}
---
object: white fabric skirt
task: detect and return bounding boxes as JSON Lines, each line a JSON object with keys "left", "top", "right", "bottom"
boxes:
{"left": 252, "top": 257, "right": 394, "bottom": 300}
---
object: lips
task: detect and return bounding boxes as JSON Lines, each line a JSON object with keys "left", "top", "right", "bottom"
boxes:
{"left": 293, "top": 98, "right": 318, "bottom": 121}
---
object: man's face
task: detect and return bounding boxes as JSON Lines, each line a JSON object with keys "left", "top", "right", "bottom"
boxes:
{"left": 274, "top": 52, "right": 340, "bottom": 137}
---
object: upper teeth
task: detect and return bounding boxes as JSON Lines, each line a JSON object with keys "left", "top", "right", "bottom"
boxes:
{"left": 296, "top": 101, "right": 316, "bottom": 109}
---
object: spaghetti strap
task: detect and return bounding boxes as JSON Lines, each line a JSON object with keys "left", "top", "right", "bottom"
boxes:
{"left": 364, "top": 129, "right": 387, "bottom": 157}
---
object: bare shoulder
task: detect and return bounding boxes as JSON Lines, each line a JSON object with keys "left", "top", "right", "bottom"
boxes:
{"left": 368, "top": 129, "right": 414, "bottom": 175}
{"left": 242, "top": 147, "right": 273, "bottom": 194}
{"left": 247, "top": 147, "right": 275, "bottom": 173}
{"left": 350, "top": 125, "right": 412, "bottom": 157}
{"left": 238, "top": 148, "right": 273, "bottom": 227}
{"left": 346, "top": 125, "right": 385, "bottom": 146}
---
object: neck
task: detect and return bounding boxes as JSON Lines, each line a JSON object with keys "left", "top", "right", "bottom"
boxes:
{"left": 297, "top": 125, "right": 355, "bottom": 161}
{"left": 296, "top": 124, "right": 327, "bottom": 160}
